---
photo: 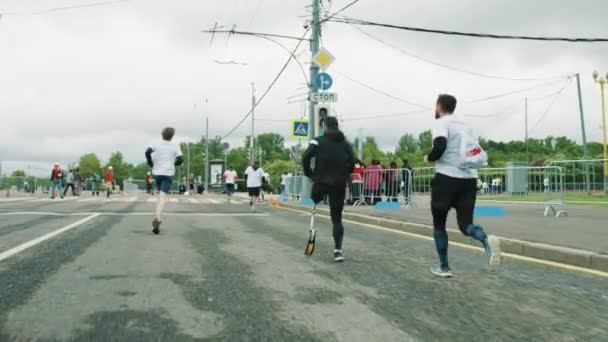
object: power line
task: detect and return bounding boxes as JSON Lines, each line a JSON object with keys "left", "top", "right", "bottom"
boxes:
{"left": 464, "top": 78, "right": 571, "bottom": 104}
{"left": 349, "top": 25, "right": 571, "bottom": 82}
{"left": 529, "top": 85, "right": 569, "bottom": 133}
{"left": 335, "top": 71, "right": 432, "bottom": 109}
{"left": 201, "top": 29, "right": 310, "bottom": 42}
{"left": 220, "top": 30, "right": 309, "bottom": 140}
{"left": 1, "top": 0, "right": 127, "bottom": 16}
{"left": 322, "top": 0, "right": 361, "bottom": 23}
{"left": 330, "top": 16, "right": 608, "bottom": 43}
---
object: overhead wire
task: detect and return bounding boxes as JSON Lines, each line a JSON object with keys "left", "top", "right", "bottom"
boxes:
{"left": 529, "top": 84, "right": 569, "bottom": 133}
{"left": 464, "top": 77, "right": 571, "bottom": 103}
{"left": 1, "top": 0, "right": 127, "bottom": 16}
{"left": 335, "top": 70, "right": 431, "bottom": 109}
{"left": 220, "top": 29, "right": 310, "bottom": 139}
{"left": 330, "top": 16, "right": 608, "bottom": 43}
{"left": 321, "top": 0, "right": 361, "bottom": 23}
{"left": 347, "top": 24, "right": 571, "bottom": 82}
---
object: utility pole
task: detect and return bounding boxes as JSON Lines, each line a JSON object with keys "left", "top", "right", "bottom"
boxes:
{"left": 187, "top": 143, "right": 191, "bottom": 188}
{"left": 593, "top": 71, "right": 608, "bottom": 194}
{"left": 308, "top": 0, "right": 321, "bottom": 140}
{"left": 525, "top": 98, "right": 529, "bottom": 165}
{"left": 205, "top": 116, "right": 209, "bottom": 192}
{"left": 250, "top": 82, "right": 256, "bottom": 163}
{"left": 575, "top": 73, "right": 591, "bottom": 195}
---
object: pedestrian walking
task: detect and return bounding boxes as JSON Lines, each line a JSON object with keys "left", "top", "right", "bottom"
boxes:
{"left": 49, "top": 163, "right": 64, "bottom": 199}
{"left": 302, "top": 116, "right": 355, "bottom": 262}
{"left": 223, "top": 166, "right": 238, "bottom": 201}
{"left": 145, "top": 172, "right": 154, "bottom": 194}
{"left": 426, "top": 94, "right": 500, "bottom": 278}
{"left": 63, "top": 169, "right": 75, "bottom": 196}
{"left": 92, "top": 172, "right": 100, "bottom": 196}
{"left": 385, "top": 161, "right": 401, "bottom": 202}
{"left": 145, "top": 127, "right": 184, "bottom": 234}
{"left": 73, "top": 168, "right": 83, "bottom": 196}
{"left": 244, "top": 161, "right": 265, "bottom": 212}
{"left": 105, "top": 166, "right": 114, "bottom": 198}
{"left": 401, "top": 159, "right": 413, "bottom": 204}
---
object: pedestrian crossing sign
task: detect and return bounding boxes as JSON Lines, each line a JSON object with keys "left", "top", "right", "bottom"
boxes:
{"left": 291, "top": 120, "right": 309, "bottom": 139}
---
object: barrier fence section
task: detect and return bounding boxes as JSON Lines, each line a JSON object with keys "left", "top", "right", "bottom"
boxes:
{"left": 546, "top": 159, "right": 608, "bottom": 194}
{"left": 0, "top": 176, "right": 52, "bottom": 197}
{"left": 413, "top": 165, "right": 567, "bottom": 217}
{"left": 283, "top": 169, "right": 413, "bottom": 208}
{"left": 355, "top": 168, "right": 413, "bottom": 207}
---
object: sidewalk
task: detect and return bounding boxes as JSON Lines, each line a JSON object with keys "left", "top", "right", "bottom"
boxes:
{"left": 277, "top": 196, "right": 608, "bottom": 272}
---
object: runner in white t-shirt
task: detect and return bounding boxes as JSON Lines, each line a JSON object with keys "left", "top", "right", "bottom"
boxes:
{"left": 145, "top": 127, "right": 183, "bottom": 235}
{"left": 244, "top": 161, "right": 265, "bottom": 212}
{"left": 223, "top": 166, "right": 238, "bottom": 200}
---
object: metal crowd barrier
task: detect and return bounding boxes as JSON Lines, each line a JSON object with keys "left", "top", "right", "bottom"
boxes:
{"left": 546, "top": 159, "right": 608, "bottom": 194}
{"left": 283, "top": 169, "right": 413, "bottom": 208}
{"left": 412, "top": 165, "right": 567, "bottom": 217}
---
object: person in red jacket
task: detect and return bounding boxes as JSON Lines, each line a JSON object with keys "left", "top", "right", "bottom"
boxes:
{"left": 105, "top": 166, "right": 114, "bottom": 198}
{"left": 49, "top": 163, "right": 64, "bottom": 199}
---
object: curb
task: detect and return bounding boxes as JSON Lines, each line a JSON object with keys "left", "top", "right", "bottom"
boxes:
{"left": 278, "top": 201, "right": 608, "bottom": 273}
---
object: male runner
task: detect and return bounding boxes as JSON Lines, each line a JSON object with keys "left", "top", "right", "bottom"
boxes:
{"left": 244, "top": 161, "right": 265, "bottom": 212}
{"left": 426, "top": 94, "right": 501, "bottom": 277}
{"left": 302, "top": 116, "right": 355, "bottom": 262}
{"left": 145, "top": 127, "right": 183, "bottom": 235}
{"left": 223, "top": 166, "right": 238, "bottom": 201}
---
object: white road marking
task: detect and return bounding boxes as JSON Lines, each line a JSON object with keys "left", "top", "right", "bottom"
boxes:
{"left": 169, "top": 198, "right": 179, "bottom": 203}
{"left": 207, "top": 199, "right": 220, "bottom": 204}
{"left": 230, "top": 200, "right": 244, "bottom": 204}
{"left": 78, "top": 197, "right": 100, "bottom": 202}
{"left": 0, "top": 197, "right": 34, "bottom": 202}
{"left": 0, "top": 213, "right": 100, "bottom": 262}
{"left": 127, "top": 196, "right": 138, "bottom": 202}
{"left": 147, "top": 197, "right": 157, "bottom": 203}
{"left": 0, "top": 211, "right": 269, "bottom": 217}
{"left": 188, "top": 198, "right": 199, "bottom": 204}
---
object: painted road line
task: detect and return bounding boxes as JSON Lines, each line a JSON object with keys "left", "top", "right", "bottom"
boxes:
{"left": 188, "top": 198, "right": 199, "bottom": 204}
{"left": 208, "top": 199, "right": 220, "bottom": 204}
{"left": 0, "top": 213, "right": 101, "bottom": 262}
{"left": 230, "top": 200, "right": 244, "bottom": 204}
{"left": 127, "top": 196, "right": 138, "bottom": 202}
{"left": 0, "top": 198, "right": 35, "bottom": 203}
{"left": 0, "top": 212, "right": 89, "bottom": 216}
{"left": 78, "top": 197, "right": 100, "bottom": 202}
{"left": 169, "top": 198, "right": 179, "bottom": 203}
{"left": 147, "top": 197, "right": 157, "bottom": 203}
{"left": 280, "top": 206, "right": 608, "bottom": 279}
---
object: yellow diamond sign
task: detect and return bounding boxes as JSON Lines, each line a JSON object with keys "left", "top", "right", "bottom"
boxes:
{"left": 312, "top": 48, "right": 335, "bottom": 70}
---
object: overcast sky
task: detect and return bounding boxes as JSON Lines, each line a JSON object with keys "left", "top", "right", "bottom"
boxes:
{"left": 1, "top": 0, "right": 608, "bottom": 174}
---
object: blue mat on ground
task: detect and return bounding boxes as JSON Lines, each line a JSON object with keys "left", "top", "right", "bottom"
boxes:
{"left": 300, "top": 198, "right": 314, "bottom": 206}
{"left": 279, "top": 195, "right": 287, "bottom": 203}
{"left": 374, "top": 201, "right": 401, "bottom": 210}
{"left": 474, "top": 206, "right": 506, "bottom": 217}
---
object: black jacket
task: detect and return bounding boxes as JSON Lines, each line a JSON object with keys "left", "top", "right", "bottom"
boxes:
{"left": 302, "top": 129, "right": 355, "bottom": 186}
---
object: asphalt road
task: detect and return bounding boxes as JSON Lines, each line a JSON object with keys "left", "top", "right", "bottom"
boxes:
{"left": 0, "top": 194, "right": 607, "bottom": 341}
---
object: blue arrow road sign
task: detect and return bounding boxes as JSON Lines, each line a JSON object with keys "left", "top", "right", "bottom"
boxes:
{"left": 314, "top": 73, "right": 333, "bottom": 91}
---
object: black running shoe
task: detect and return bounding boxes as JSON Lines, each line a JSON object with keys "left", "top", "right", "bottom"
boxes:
{"left": 152, "top": 219, "right": 161, "bottom": 235}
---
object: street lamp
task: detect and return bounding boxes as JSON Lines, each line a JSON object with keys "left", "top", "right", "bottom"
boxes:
{"left": 592, "top": 70, "right": 608, "bottom": 193}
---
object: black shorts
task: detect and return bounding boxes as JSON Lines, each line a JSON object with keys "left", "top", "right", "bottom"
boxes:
{"left": 226, "top": 183, "right": 235, "bottom": 193}
{"left": 430, "top": 173, "right": 477, "bottom": 211}
{"left": 248, "top": 187, "right": 261, "bottom": 197}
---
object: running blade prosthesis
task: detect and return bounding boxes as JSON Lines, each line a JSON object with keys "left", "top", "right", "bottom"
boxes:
{"left": 305, "top": 205, "right": 317, "bottom": 256}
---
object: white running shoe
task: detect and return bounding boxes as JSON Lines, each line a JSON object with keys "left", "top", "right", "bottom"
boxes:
{"left": 431, "top": 265, "right": 453, "bottom": 278}
{"left": 486, "top": 235, "right": 502, "bottom": 272}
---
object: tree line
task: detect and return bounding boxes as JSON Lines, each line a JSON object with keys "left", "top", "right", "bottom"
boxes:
{"left": 7, "top": 132, "right": 603, "bottom": 190}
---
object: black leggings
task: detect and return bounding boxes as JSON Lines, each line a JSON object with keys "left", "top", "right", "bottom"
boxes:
{"left": 311, "top": 182, "right": 346, "bottom": 250}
